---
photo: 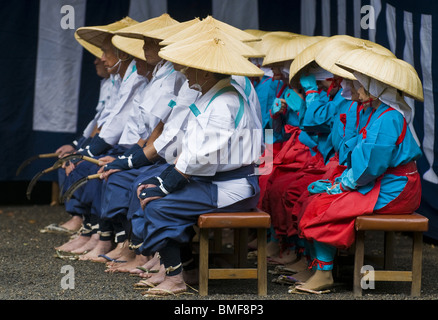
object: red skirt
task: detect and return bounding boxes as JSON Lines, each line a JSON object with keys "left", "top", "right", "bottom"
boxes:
{"left": 286, "top": 156, "right": 347, "bottom": 237}
{"left": 257, "top": 125, "right": 312, "bottom": 209}
{"left": 262, "top": 151, "right": 326, "bottom": 235}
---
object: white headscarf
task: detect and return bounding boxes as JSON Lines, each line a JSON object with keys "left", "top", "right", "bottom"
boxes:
{"left": 307, "top": 66, "right": 333, "bottom": 81}
{"left": 354, "top": 71, "right": 413, "bottom": 124}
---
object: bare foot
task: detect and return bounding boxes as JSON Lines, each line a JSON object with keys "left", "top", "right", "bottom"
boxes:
{"left": 79, "top": 240, "right": 114, "bottom": 261}
{"left": 142, "top": 273, "right": 187, "bottom": 296}
{"left": 105, "top": 248, "right": 136, "bottom": 268}
{"left": 55, "top": 234, "right": 90, "bottom": 252}
{"left": 268, "top": 248, "right": 298, "bottom": 265}
{"left": 60, "top": 215, "right": 83, "bottom": 232}
{"left": 296, "top": 270, "right": 333, "bottom": 292}
{"left": 134, "top": 252, "right": 160, "bottom": 277}
{"left": 266, "top": 241, "right": 281, "bottom": 257}
{"left": 71, "top": 233, "right": 100, "bottom": 254}
{"left": 106, "top": 253, "right": 148, "bottom": 273}
{"left": 284, "top": 256, "right": 308, "bottom": 273}
{"left": 93, "top": 240, "right": 130, "bottom": 263}
{"left": 248, "top": 238, "right": 257, "bottom": 250}
{"left": 292, "top": 268, "right": 314, "bottom": 282}
{"left": 135, "top": 264, "right": 165, "bottom": 288}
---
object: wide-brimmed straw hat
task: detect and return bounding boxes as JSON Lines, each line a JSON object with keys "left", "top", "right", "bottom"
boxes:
{"left": 160, "top": 27, "right": 265, "bottom": 58}
{"left": 74, "top": 32, "right": 102, "bottom": 58}
{"left": 158, "top": 37, "right": 264, "bottom": 77}
{"left": 111, "top": 13, "right": 180, "bottom": 61}
{"left": 145, "top": 18, "right": 200, "bottom": 41}
{"left": 244, "top": 31, "right": 293, "bottom": 58}
{"left": 262, "top": 33, "right": 325, "bottom": 67}
{"left": 115, "top": 13, "right": 179, "bottom": 40}
{"left": 288, "top": 37, "right": 331, "bottom": 85}
{"left": 159, "top": 15, "right": 260, "bottom": 46}
{"left": 314, "top": 35, "right": 396, "bottom": 81}
{"left": 75, "top": 17, "right": 138, "bottom": 48}
{"left": 335, "top": 49, "right": 424, "bottom": 101}
{"left": 111, "top": 36, "right": 145, "bottom": 60}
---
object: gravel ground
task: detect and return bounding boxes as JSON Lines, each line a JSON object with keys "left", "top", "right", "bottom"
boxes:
{"left": 1, "top": 205, "right": 437, "bottom": 314}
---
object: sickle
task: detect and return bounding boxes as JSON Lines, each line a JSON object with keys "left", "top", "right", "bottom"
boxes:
{"left": 26, "top": 164, "right": 62, "bottom": 200}
{"left": 61, "top": 173, "right": 101, "bottom": 202}
{"left": 27, "top": 154, "right": 100, "bottom": 200}
{"left": 55, "top": 154, "right": 100, "bottom": 203}
{"left": 16, "top": 153, "right": 60, "bottom": 176}
{"left": 53, "top": 154, "right": 100, "bottom": 167}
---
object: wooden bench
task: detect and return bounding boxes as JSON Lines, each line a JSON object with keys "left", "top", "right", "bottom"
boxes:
{"left": 353, "top": 213, "right": 429, "bottom": 297}
{"left": 197, "top": 210, "right": 271, "bottom": 296}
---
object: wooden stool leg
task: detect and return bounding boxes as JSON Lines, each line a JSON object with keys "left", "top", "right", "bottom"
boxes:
{"left": 257, "top": 228, "right": 267, "bottom": 296}
{"left": 353, "top": 230, "right": 365, "bottom": 297}
{"left": 411, "top": 232, "right": 423, "bottom": 297}
{"left": 384, "top": 231, "right": 394, "bottom": 269}
{"left": 199, "top": 228, "right": 209, "bottom": 296}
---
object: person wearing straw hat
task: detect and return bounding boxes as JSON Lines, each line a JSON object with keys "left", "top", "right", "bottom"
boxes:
{"left": 119, "top": 21, "right": 264, "bottom": 279}
{"left": 75, "top": 14, "right": 192, "bottom": 267}
{"left": 272, "top": 38, "right": 365, "bottom": 265}
{"left": 268, "top": 37, "right": 395, "bottom": 279}
{"left": 294, "top": 51, "right": 423, "bottom": 294}
{"left": 257, "top": 36, "right": 336, "bottom": 266}
{"left": 71, "top": 37, "right": 157, "bottom": 262}
{"left": 124, "top": 36, "right": 264, "bottom": 296}
{"left": 41, "top": 37, "right": 112, "bottom": 236}
{"left": 54, "top": 17, "right": 147, "bottom": 256}
{"left": 98, "top": 17, "right": 264, "bottom": 274}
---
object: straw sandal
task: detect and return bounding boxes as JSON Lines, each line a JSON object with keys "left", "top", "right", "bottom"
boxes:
{"left": 289, "top": 284, "right": 331, "bottom": 295}
{"left": 40, "top": 223, "right": 78, "bottom": 235}
{"left": 97, "top": 254, "right": 127, "bottom": 263}
{"left": 141, "top": 287, "right": 190, "bottom": 297}
{"left": 136, "top": 266, "right": 159, "bottom": 273}
{"left": 133, "top": 279, "right": 159, "bottom": 289}
{"left": 269, "top": 265, "right": 296, "bottom": 275}
{"left": 272, "top": 275, "right": 300, "bottom": 285}
{"left": 54, "top": 250, "right": 80, "bottom": 260}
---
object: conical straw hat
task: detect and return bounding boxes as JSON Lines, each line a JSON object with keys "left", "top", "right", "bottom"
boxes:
{"left": 75, "top": 17, "right": 138, "bottom": 48}
{"left": 262, "top": 33, "right": 325, "bottom": 67}
{"left": 158, "top": 37, "right": 264, "bottom": 77}
{"left": 245, "top": 31, "right": 297, "bottom": 57}
{"left": 314, "top": 35, "right": 396, "bottom": 80}
{"left": 335, "top": 50, "right": 424, "bottom": 101}
{"left": 289, "top": 37, "right": 331, "bottom": 85}
{"left": 111, "top": 35, "right": 145, "bottom": 60}
{"left": 145, "top": 18, "right": 200, "bottom": 41}
{"left": 74, "top": 32, "right": 102, "bottom": 58}
{"left": 160, "top": 27, "right": 265, "bottom": 58}
{"left": 115, "top": 13, "right": 179, "bottom": 40}
{"left": 159, "top": 15, "right": 260, "bottom": 46}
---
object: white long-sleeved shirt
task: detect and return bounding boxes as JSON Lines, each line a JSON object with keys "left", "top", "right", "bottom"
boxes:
{"left": 136, "top": 60, "right": 186, "bottom": 140}
{"left": 176, "top": 77, "right": 263, "bottom": 176}
{"left": 99, "top": 60, "right": 148, "bottom": 146}
{"left": 82, "top": 76, "right": 112, "bottom": 138}
{"left": 153, "top": 80, "right": 201, "bottom": 162}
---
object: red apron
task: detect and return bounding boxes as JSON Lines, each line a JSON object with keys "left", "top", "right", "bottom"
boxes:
{"left": 299, "top": 161, "right": 421, "bottom": 250}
